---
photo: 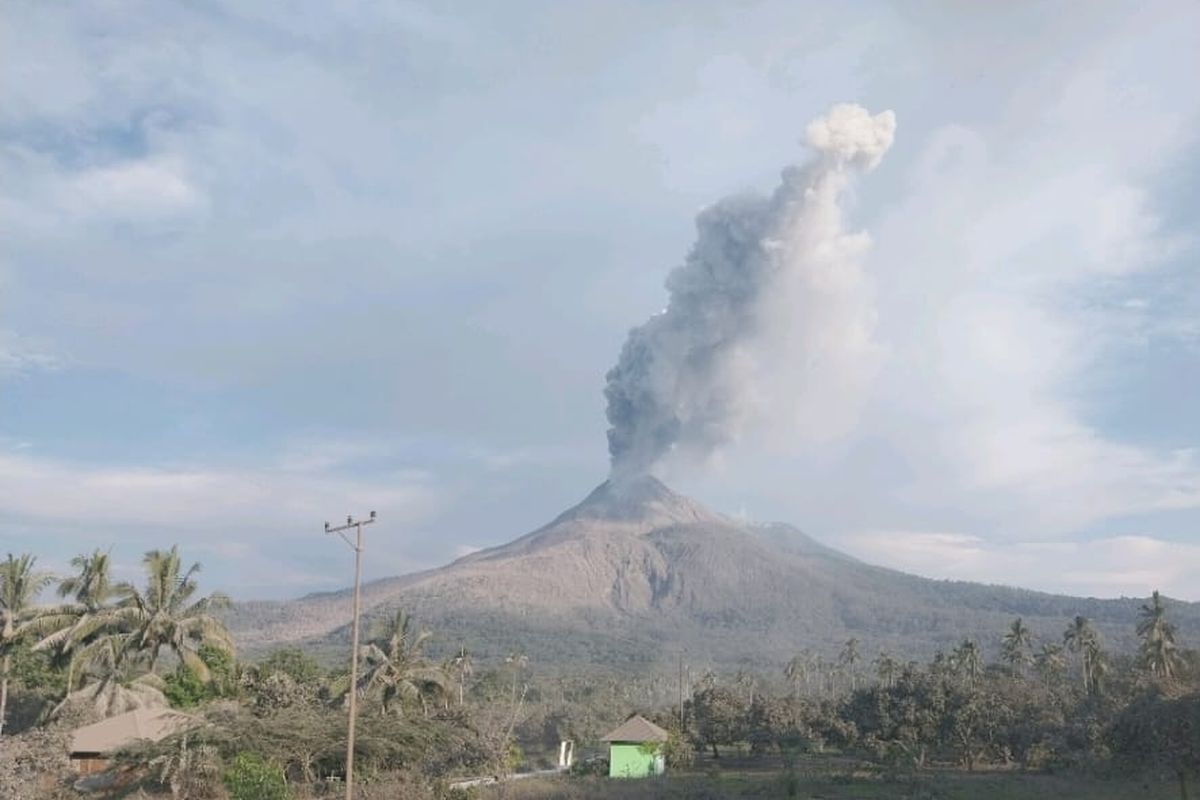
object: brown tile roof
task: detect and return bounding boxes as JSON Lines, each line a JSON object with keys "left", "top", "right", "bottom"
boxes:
{"left": 601, "top": 714, "right": 669, "bottom": 743}
{"left": 70, "top": 708, "right": 196, "bottom": 755}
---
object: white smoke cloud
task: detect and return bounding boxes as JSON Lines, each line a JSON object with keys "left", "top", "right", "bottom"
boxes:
{"left": 604, "top": 104, "right": 895, "bottom": 476}
{"left": 805, "top": 104, "right": 896, "bottom": 169}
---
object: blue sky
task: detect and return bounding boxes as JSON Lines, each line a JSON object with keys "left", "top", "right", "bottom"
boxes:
{"left": 2, "top": 1, "right": 1198, "bottom": 600}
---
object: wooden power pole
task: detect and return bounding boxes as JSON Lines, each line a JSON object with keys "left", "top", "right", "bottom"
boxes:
{"left": 325, "top": 511, "right": 376, "bottom": 800}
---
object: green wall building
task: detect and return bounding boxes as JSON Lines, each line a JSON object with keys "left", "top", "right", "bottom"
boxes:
{"left": 601, "top": 715, "right": 668, "bottom": 778}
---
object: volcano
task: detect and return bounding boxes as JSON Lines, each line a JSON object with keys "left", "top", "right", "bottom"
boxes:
{"left": 227, "top": 477, "right": 1200, "bottom": 668}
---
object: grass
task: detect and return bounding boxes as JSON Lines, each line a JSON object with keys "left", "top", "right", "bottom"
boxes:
{"left": 480, "top": 766, "right": 1181, "bottom": 800}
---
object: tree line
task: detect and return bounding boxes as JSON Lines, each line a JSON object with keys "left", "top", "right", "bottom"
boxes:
{"left": 3, "top": 547, "right": 1200, "bottom": 798}
{"left": 680, "top": 597, "right": 1199, "bottom": 796}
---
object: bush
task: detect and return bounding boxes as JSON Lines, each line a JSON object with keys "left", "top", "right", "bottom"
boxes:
{"left": 662, "top": 730, "right": 694, "bottom": 769}
{"left": 570, "top": 756, "right": 609, "bottom": 777}
{"left": 224, "top": 752, "right": 290, "bottom": 800}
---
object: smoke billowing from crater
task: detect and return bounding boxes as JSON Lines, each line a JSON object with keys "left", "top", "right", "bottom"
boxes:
{"left": 604, "top": 104, "right": 896, "bottom": 477}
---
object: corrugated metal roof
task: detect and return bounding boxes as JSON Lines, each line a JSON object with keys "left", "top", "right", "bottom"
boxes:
{"left": 601, "top": 714, "right": 669, "bottom": 743}
{"left": 70, "top": 707, "right": 195, "bottom": 755}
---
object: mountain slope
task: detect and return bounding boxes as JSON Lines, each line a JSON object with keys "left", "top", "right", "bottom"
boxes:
{"left": 226, "top": 477, "right": 1200, "bottom": 668}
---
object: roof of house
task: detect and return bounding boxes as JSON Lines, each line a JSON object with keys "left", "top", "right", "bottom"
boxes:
{"left": 70, "top": 707, "right": 196, "bottom": 756}
{"left": 601, "top": 714, "right": 669, "bottom": 743}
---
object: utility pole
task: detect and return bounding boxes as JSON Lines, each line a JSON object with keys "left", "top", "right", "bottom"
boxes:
{"left": 677, "top": 649, "right": 687, "bottom": 732}
{"left": 325, "top": 511, "right": 376, "bottom": 800}
{"left": 677, "top": 652, "right": 684, "bottom": 730}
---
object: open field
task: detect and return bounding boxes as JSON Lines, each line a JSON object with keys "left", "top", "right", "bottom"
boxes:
{"left": 481, "top": 769, "right": 1181, "bottom": 800}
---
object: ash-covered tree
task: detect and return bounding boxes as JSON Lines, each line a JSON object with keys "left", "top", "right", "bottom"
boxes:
{"left": 840, "top": 638, "right": 862, "bottom": 692}
{"left": 450, "top": 645, "right": 474, "bottom": 707}
{"left": 1110, "top": 689, "right": 1200, "bottom": 800}
{"left": 874, "top": 651, "right": 900, "bottom": 689}
{"left": 1001, "top": 618, "right": 1033, "bottom": 674}
{"left": 1064, "top": 616, "right": 1101, "bottom": 695}
{"left": 689, "top": 684, "right": 745, "bottom": 757}
{"left": 1138, "top": 590, "right": 1182, "bottom": 682}
{"left": 351, "top": 610, "right": 448, "bottom": 716}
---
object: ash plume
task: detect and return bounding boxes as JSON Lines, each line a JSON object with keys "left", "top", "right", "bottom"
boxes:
{"left": 604, "top": 104, "right": 896, "bottom": 477}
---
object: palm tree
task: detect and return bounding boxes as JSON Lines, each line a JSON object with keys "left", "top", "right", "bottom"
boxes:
{"left": 1137, "top": 590, "right": 1181, "bottom": 680}
{"left": 1034, "top": 643, "right": 1066, "bottom": 683}
{"left": 954, "top": 639, "right": 983, "bottom": 687}
{"left": 356, "top": 610, "right": 448, "bottom": 716}
{"left": 32, "top": 549, "right": 118, "bottom": 692}
{"left": 1001, "top": 617, "right": 1033, "bottom": 673}
{"left": 51, "top": 636, "right": 167, "bottom": 718}
{"left": 505, "top": 649, "right": 529, "bottom": 704}
{"left": 451, "top": 645, "right": 474, "bottom": 706}
{"left": 1, "top": 553, "right": 54, "bottom": 735}
{"left": 734, "top": 669, "right": 756, "bottom": 707}
{"left": 149, "top": 733, "right": 222, "bottom": 800}
{"left": 784, "top": 653, "right": 807, "bottom": 698}
{"left": 1085, "top": 639, "right": 1109, "bottom": 696}
{"left": 43, "top": 546, "right": 232, "bottom": 698}
{"left": 113, "top": 547, "right": 232, "bottom": 677}
{"left": 839, "top": 638, "right": 861, "bottom": 692}
{"left": 59, "top": 549, "right": 115, "bottom": 610}
{"left": 1063, "top": 616, "right": 1098, "bottom": 694}
{"left": 873, "top": 651, "right": 899, "bottom": 689}
{"left": 813, "top": 655, "right": 832, "bottom": 695}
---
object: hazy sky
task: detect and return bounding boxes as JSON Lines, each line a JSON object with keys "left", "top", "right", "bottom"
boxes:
{"left": 2, "top": 1, "right": 1198, "bottom": 601}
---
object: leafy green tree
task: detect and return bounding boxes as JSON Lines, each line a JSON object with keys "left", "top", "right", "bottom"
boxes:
{"left": 164, "top": 665, "right": 209, "bottom": 709}
{"left": 163, "top": 645, "right": 237, "bottom": 709}
{"left": 1, "top": 554, "right": 53, "bottom": 736}
{"left": 1138, "top": 590, "right": 1182, "bottom": 681}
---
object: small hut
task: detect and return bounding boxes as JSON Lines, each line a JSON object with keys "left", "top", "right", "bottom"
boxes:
{"left": 601, "top": 714, "right": 668, "bottom": 778}
{"left": 69, "top": 707, "right": 194, "bottom": 775}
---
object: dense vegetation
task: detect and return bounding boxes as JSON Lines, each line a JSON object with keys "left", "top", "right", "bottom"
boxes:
{"left": 2, "top": 547, "right": 1199, "bottom": 799}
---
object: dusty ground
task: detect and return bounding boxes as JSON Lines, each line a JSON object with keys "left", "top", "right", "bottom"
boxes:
{"left": 479, "top": 767, "right": 1181, "bottom": 800}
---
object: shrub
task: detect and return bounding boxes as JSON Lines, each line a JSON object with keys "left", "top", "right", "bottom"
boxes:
{"left": 224, "top": 752, "right": 290, "bottom": 800}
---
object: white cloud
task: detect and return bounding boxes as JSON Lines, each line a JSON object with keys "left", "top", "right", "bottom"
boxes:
{"left": 0, "top": 148, "right": 207, "bottom": 237}
{"left": 57, "top": 156, "right": 205, "bottom": 221}
{"left": 1, "top": 1, "right": 1199, "bottom": 601}
{"left": 842, "top": 530, "right": 1200, "bottom": 601}
{"left": 0, "top": 449, "right": 444, "bottom": 534}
